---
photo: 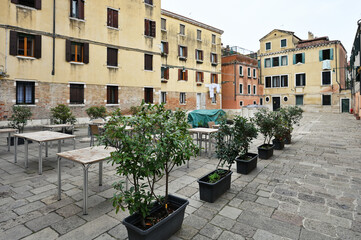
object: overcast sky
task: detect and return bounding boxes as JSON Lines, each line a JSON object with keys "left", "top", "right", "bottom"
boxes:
{"left": 162, "top": 0, "right": 361, "bottom": 57}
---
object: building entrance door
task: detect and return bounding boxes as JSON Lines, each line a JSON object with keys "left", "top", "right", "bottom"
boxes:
{"left": 196, "top": 93, "right": 201, "bottom": 110}
{"left": 341, "top": 99, "right": 350, "bottom": 113}
{"left": 272, "top": 97, "right": 280, "bottom": 111}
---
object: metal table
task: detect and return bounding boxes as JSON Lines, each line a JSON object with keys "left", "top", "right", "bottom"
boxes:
{"left": 42, "top": 124, "right": 74, "bottom": 134}
{"left": 56, "top": 146, "right": 116, "bottom": 215}
{"left": 188, "top": 128, "right": 218, "bottom": 159}
{"left": 0, "top": 128, "right": 18, "bottom": 152}
{"left": 14, "top": 131, "right": 76, "bottom": 174}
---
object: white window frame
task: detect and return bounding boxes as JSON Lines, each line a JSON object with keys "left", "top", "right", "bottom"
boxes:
{"left": 265, "top": 76, "right": 272, "bottom": 88}
{"left": 240, "top": 101, "right": 243, "bottom": 107}
{"left": 253, "top": 68, "right": 257, "bottom": 78}
{"left": 239, "top": 84, "right": 243, "bottom": 94}
{"left": 179, "top": 45, "right": 186, "bottom": 58}
{"left": 322, "top": 94, "right": 332, "bottom": 106}
{"left": 295, "top": 95, "right": 304, "bottom": 106}
{"left": 281, "top": 75, "right": 289, "bottom": 88}
{"left": 180, "top": 24, "right": 185, "bottom": 36}
{"left": 212, "top": 93, "right": 217, "bottom": 104}
{"left": 295, "top": 73, "right": 306, "bottom": 87}
{"left": 239, "top": 66, "right": 243, "bottom": 76}
{"left": 253, "top": 85, "right": 256, "bottom": 95}
{"left": 161, "top": 18, "right": 166, "bottom": 31}
{"left": 265, "top": 41, "right": 271, "bottom": 51}
{"left": 180, "top": 92, "right": 186, "bottom": 104}
{"left": 281, "top": 55, "right": 288, "bottom": 66}
{"left": 265, "top": 58, "right": 271, "bottom": 68}
{"left": 321, "top": 70, "right": 332, "bottom": 86}
{"left": 196, "top": 49, "right": 203, "bottom": 62}
{"left": 247, "top": 84, "right": 251, "bottom": 94}
{"left": 161, "top": 91, "right": 167, "bottom": 104}
{"left": 197, "top": 29, "right": 202, "bottom": 41}
{"left": 212, "top": 34, "right": 216, "bottom": 45}
{"left": 247, "top": 67, "right": 251, "bottom": 77}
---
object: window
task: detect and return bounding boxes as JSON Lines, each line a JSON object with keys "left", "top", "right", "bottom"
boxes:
{"left": 272, "top": 57, "right": 279, "bottom": 67}
{"left": 322, "top": 95, "right": 331, "bottom": 106}
{"left": 179, "top": 46, "right": 187, "bottom": 59}
{"left": 283, "top": 96, "right": 288, "bottom": 102}
{"left": 320, "top": 49, "right": 333, "bottom": 61}
{"left": 239, "top": 66, "right": 243, "bottom": 76}
{"left": 107, "top": 86, "right": 118, "bottom": 104}
{"left": 294, "top": 53, "right": 305, "bottom": 64}
{"left": 161, "top": 67, "right": 169, "bottom": 80}
{"left": 197, "top": 30, "right": 202, "bottom": 41}
{"left": 161, "top": 92, "right": 167, "bottom": 104}
{"left": 161, "top": 18, "right": 166, "bottom": 31}
{"left": 253, "top": 101, "right": 257, "bottom": 105}
{"left": 265, "top": 76, "right": 271, "bottom": 88}
{"left": 70, "top": 84, "right": 84, "bottom": 104}
{"left": 239, "top": 84, "right": 243, "bottom": 94}
{"left": 272, "top": 76, "right": 280, "bottom": 87}
{"left": 196, "top": 72, "right": 204, "bottom": 83}
{"left": 107, "top": 8, "right": 118, "bottom": 28}
{"left": 180, "top": 24, "right": 185, "bottom": 35}
{"left": 144, "top": 88, "right": 153, "bottom": 104}
{"left": 161, "top": 41, "right": 168, "bottom": 55}
{"left": 212, "top": 34, "right": 216, "bottom": 44}
{"left": 281, "top": 56, "right": 288, "bottom": 66}
{"left": 281, "top": 75, "right": 288, "bottom": 87}
{"left": 247, "top": 85, "right": 251, "bottom": 94}
{"left": 281, "top": 39, "right": 287, "bottom": 48}
{"left": 253, "top": 85, "right": 256, "bottom": 95}
{"left": 178, "top": 69, "right": 188, "bottom": 81}
{"left": 240, "top": 101, "right": 243, "bottom": 106}
{"left": 144, "top": 19, "right": 156, "bottom": 37}
{"left": 144, "top": 54, "right": 153, "bottom": 71}
{"left": 265, "top": 42, "right": 271, "bottom": 50}
{"left": 296, "top": 73, "right": 306, "bottom": 86}
{"left": 247, "top": 68, "right": 251, "bottom": 77}
{"left": 180, "top": 92, "right": 186, "bottom": 104}
{"left": 260, "top": 98, "right": 263, "bottom": 105}
{"left": 265, "top": 97, "right": 270, "bottom": 102}
{"left": 211, "top": 53, "right": 218, "bottom": 65}
{"left": 211, "top": 74, "right": 218, "bottom": 83}
{"left": 9, "top": 31, "right": 41, "bottom": 58}
{"left": 212, "top": 93, "right": 217, "bottom": 104}
{"left": 322, "top": 71, "right": 331, "bottom": 85}
{"left": 107, "top": 48, "right": 118, "bottom": 67}
{"left": 296, "top": 95, "right": 303, "bottom": 105}
{"left": 13, "top": 0, "right": 41, "bottom": 9}
{"left": 70, "top": 0, "right": 84, "bottom": 19}
{"left": 253, "top": 69, "right": 256, "bottom": 78}
{"left": 66, "top": 40, "right": 88, "bottom": 63}
{"left": 16, "top": 81, "right": 35, "bottom": 104}
{"left": 265, "top": 58, "right": 271, "bottom": 68}
{"left": 144, "top": 0, "right": 153, "bottom": 5}
{"left": 196, "top": 50, "right": 203, "bottom": 62}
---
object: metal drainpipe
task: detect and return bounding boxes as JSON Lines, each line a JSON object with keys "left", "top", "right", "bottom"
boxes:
{"left": 51, "top": 0, "right": 56, "bottom": 75}
{"left": 335, "top": 43, "right": 339, "bottom": 92}
{"left": 5, "top": 29, "right": 8, "bottom": 72}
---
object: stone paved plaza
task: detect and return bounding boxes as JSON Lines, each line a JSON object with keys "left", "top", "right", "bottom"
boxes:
{"left": 0, "top": 112, "right": 361, "bottom": 240}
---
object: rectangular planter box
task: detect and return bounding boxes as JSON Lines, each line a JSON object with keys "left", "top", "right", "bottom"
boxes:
{"left": 257, "top": 144, "right": 274, "bottom": 159}
{"left": 7, "top": 137, "right": 32, "bottom": 146}
{"left": 123, "top": 194, "right": 188, "bottom": 240}
{"left": 272, "top": 139, "right": 285, "bottom": 150}
{"left": 235, "top": 153, "right": 258, "bottom": 174}
{"left": 197, "top": 169, "right": 232, "bottom": 203}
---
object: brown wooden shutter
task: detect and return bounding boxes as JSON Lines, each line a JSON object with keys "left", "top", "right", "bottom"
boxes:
{"left": 185, "top": 70, "right": 188, "bottom": 81}
{"left": 144, "top": 19, "right": 149, "bottom": 36}
{"left": 107, "top": 87, "right": 110, "bottom": 103}
{"left": 165, "top": 68, "right": 169, "bottom": 79}
{"left": 195, "top": 49, "right": 197, "bottom": 59}
{"left": 150, "top": 89, "right": 153, "bottom": 103}
{"left": 35, "top": 0, "right": 41, "bottom": 10}
{"left": 113, "top": 10, "right": 118, "bottom": 28}
{"left": 178, "top": 45, "right": 180, "bottom": 56}
{"left": 184, "top": 47, "right": 188, "bottom": 58}
{"left": 151, "top": 21, "right": 156, "bottom": 37}
{"left": 107, "top": 48, "right": 111, "bottom": 66}
{"left": 210, "top": 53, "right": 212, "bottom": 62}
{"left": 83, "top": 43, "right": 89, "bottom": 64}
{"left": 114, "top": 87, "right": 118, "bottom": 103}
{"left": 215, "top": 74, "right": 218, "bottom": 83}
{"left": 178, "top": 69, "right": 181, "bottom": 80}
{"left": 215, "top": 54, "right": 218, "bottom": 63}
{"left": 11, "top": 0, "right": 19, "bottom": 4}
{"left": 107, "top": 8, "right": 111, "bottom": 26}
{"left": 65, "top": 40, "right": 71, "bottom": 62}
{"left": 164, "top": 42, "right": 168, "bottom": 54}
{"left": 34, "top": 35, "right": 41, "bottom": 59}
{"left": 201, "top": 72, "right": 204, "bottom": 82}
{"left": 9, "top": 31, "right": 18, "bottom": 56}
{"left": 79, "top": 0, "right": 84, "bottom": 19}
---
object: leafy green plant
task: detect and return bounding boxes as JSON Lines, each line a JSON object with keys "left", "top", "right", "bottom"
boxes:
{"left": 8, "top": 106, "right": 32, "bottom": 133}
{"left": 279, "top": 106, "right": 303, "bottom": 137}
{"left": 273, "top": 111, "right": 288, "bottom": 141}
{"left": 86, "top": 106, "right": 107, "bottom": 120}
{"left": 253, "top": 108, "right": 277, "bottom": 145}
{"left": 50, "top": 104, "right": 76, "bottom": 124}
{"left": 208, "top": 172, "right": 220, "bottom": 183}
{"left": 101, "top": 102, "right": 198, "bottom": 228}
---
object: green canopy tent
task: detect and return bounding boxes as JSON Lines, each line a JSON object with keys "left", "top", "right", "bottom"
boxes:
{"left": 188, "top": 109, "right": 226, "bottom": 128}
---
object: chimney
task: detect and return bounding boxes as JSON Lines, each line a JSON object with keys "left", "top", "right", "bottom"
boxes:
{"left": 308, "top": 31, "right": 314, "bottom": 40}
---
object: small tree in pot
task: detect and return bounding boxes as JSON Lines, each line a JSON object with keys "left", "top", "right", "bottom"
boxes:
{"left": 279, "top": 106, "right": 303, "bottom": 144}
{"left": 8, "top": 106, "right": 32, "bottom": 145}
{"left": 86, "top": 106, "right": 107, "bottom": 120}
{"left": 50, "top": 104, "right": 76, "bottom": 124}
{"left": 272, "top": 111, "right": 288, "bottom": 150}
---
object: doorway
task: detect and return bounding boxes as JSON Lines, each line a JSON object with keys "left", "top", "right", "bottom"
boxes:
{"left": 272, "top": 97, "right": 280, "bottom": 111}
{"left": 341, "top": 99, "right": 350, "bottom": 113}
{"left": 196, "top": 93, "right": 201, "bottom": 110}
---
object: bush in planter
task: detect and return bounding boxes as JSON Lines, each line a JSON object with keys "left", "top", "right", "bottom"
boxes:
{"left": 101, "top": 102, "right": 198, "bottom": 239}
{"left": 8, "top": 105, "right": 32, "bottom": 133}
{"left": 279, "top": 106, "right": 303, "bottom": 144}
{"left": 86, "top": 106, "right": 107, "bottom": 120}
{"left": 50, "top": 104, "right": 76, "bottom": 125}
{"left": 272, "top": 111, "right": 289, "bottom": 150}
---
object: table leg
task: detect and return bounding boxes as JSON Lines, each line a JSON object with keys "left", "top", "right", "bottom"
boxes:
{"left": 73, "top": 137, "right": 76, "bottom": 150}
{"left": 58, "top": 140, "right": 61, "bottom": 153}
{"left": 14, "top": 136, "right": 17, "bottom": 163}
{"left": 199, "top": 133, "right": 202, "bottom": 156}
{"left": 209, "top": 134, "right": 212, "bottom": 158}
{"left": 82, "top": 164, "right": 91, "bottom": 215}
{"left": 7, "top": 133, "right": 10, "bottom": 152}
{"left": 39, "top": 142, "right": 43, "bottom": 175}
{"left": 205, "top": 134, "right": 208, "bottom": 153}
{"left": 57, "top": 156, "right": 62, "bottom": 200}
{"left": 125, "top": 175, "right": 129, "bottom": 191}
{"left": 99, "top": 161, "right": 103, "bottom": 186}
{"left": 25, "top": 139, "right": 28, "bottom": 168}
{"left": 45, "top": 142, "right": 48, "bottom": 157}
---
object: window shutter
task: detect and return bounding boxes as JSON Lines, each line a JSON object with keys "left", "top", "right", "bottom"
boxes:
{"left": 264, "top": 58, "right": 267, "bottom": 67}
{"left": 215, "top": 54, "right": 218, "bottom": 63}
{"left": 9, "top": 31, "right": 17, "bottom": 56}
{"left": 319, "top": 50, "right": 323, "bottom": 61}
{"left": 65, "top": 40, "right": 71, "bottom": 62}
{"left": 79, "top": 0, "right": 84, "bottom": 19}
{"left": 144, "top": 19, "right": 149, "bottom": 36}
{"left": 258, "top": 60, "right": 261, "bottom": 68}
{"left": 107, "top": 87, "right": 110, "bottom": 103}
{"left": 330, "top": 48, "right": 334, "bottom": 60}
{"left": 215, "top": 74, "right": 218, "bottom": 84}
{"left": 178, "top": 45, "right": 180, "bottom": 56}
{"left": 195, "top": 49, "right": 197, "bottom": 59}
{"left": 114, "top": 49, "right": 118, "bottom": 66}
{"left": 83, "top": 43, "right": 89, "bottom": 64}
{"left": 35, "top": 0, "right": 41, "bottom": 10}
{"left": 184, "top": 47, "right": 187, "bottom": 57}
{"left": 178, "top": 69, "right": 181, "bottom": 80}
{"left": 302, "top": 53, "right": 305, "bottom": 63}
{"left": 113, "top": 11, "right": 118, "bottom": 28}
{"left": 149, "top": 89, "right": 153, "bottom": 103}
{"left": 34, "top": 35, "right": 42, "bottom": 59}
{"left": 210, "top": 53, "right": 212, "bottom": 62}
{"left": 114, "top": 87, "right": 119, "bottom": 103}
{"left": 202, "top": 72, "right": 204, "bottom": 82}
{"left": 285, "top": 56, "right": 288, "bottom": 65}
{"left": 165, "top": 68, "right": 169, "bottom": 79}
{"left": 11, "top": 0, "right": 19, "bottom": 4}
{"left": 293, "top": 54, "right": 296, "bottom": 64}
{"left": 185, "top": 70, "right": 188, "bottom": 81}
{"left": 107, "top": 48, "right": 111, "bottom": 66}
{"left": 107, "top": 9, "right": 112, "bottom": 26}
{"left": 151, "top": 21, "right": 156, "bottom": 37}
{"left": 164, "top": 42, "right": 168, "bottom": 54}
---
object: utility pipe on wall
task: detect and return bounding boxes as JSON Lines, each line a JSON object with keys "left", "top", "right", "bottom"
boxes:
{"left": 51, "top": 0, "right": 56, "bottom": 75}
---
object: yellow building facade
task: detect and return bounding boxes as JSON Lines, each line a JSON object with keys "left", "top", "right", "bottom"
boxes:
{"left": 258, "top": 29, "right": 350, "bottom": 112}
{"left": 0, "top": 0, "right": 222, "bottom": 123}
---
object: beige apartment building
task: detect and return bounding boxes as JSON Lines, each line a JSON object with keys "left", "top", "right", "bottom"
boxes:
{"left": 0, "top": 0, "right": 222, "bottom": 123}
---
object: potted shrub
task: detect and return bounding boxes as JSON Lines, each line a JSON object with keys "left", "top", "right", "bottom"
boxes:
{"left": 50, "top": 104, "right": 76, "bottom": 133}
{"left": 253, "top": 108, "right": 276, "bottom": 159}
{"left": 272, "top": 111, "right": 288, "bottom": 150}
{"left": 101, "top": 103, "right": 198, "bottom": 240}
{"left": 86, "top": 106, "right": 107, "bottom": 120}
{"left": 233, "top": 116, "right": 258, "bottom": 174}
{"left": 197, "top": 119, "right": 237, "bottom": 203}
{"left": 8, "top": 105, "right": 32, "bottom": 145}
{"left": 279, "top": 106, "right": 303, "bottom": 144}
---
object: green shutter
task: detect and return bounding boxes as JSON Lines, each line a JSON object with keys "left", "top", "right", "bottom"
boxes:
{"left": 293, "top": 54, "right": 296, "bottom": 64}
{"left": 302, "top": 53, "right": 305, "bottom": 63}
{"left": 258, "top": 60, "right": 261, "bottom": 68}
{"left": 270, "top": 58, "right": 273, "bottom": 68}
{"left": 319, "top": 50, "right": 323, "bottom": 61}
{"left": 330, "top": 48, "right": 334, "bottom": 60}
{"left": 285, "top": 56, "right": 288, "bottom": 65}
{"left": 264, "top": 59, "right": 267, "bottom": 67}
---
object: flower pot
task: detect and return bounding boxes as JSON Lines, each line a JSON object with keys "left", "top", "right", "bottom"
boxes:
{"left": 7, "top": 137, "right": 32, "bottom": 146}
{"left": 272, "top": 139, "right": 285, "bottom": 150}
{"left": 197, "top": 169, "right": 232, "bottom": 203}
{"left": 284, "top": 134, "right": 292, "bottom": 144}
{"left": 257, "top": 144, "right": 274, "bottom": 159}
{"left": 123, "top": 194, "right": 188, "bottom": 240}
{"left": 235, "top": 153, "right": 258, "bottom": 174}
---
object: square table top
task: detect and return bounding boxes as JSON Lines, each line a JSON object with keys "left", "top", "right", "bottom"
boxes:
{"left": 188, "top": 128, "right": 219, "bottom": 134}
{"left": 42, "top": 124, "right": 73, "bottom": 128}
{"left": 14, "top": 131, "right": 76, "bottom": 142}
{"left": 0, "top": 128, "right": 18, "bottom": 134}
{"left": 57, "top": 146, "right": 116, "bottom": 164}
